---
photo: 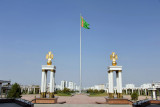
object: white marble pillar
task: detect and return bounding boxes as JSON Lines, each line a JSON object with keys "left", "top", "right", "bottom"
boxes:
{"left": 109, "top": 71, "right": 114, "bottom": 93}
{"left": 44, "top": 71, "right": 47, "bottom": 93}
{"left": 108, "top": 72, "right": 110, "bottom": 93}
{"left": 41, "top": 70, "right": 47, "bottom": 97}
{"left": 41, "top": 71, "right": 45, "bottom": 93}
{"left": 50, "top": 71, "right": 55, "bottom": 93}
{"left": 116, "top": 71, "right": 119, "bottom": 94}
{"left": 118, "top": 71, "right": 122, "bottom": 94}
{"left": 108, "top": 71, "right": 114, "bottom": 98}
{"left": 132, "top": 89, "right": 133, "bottom": 94}
{"left": 41, "top": 70, "right": 47, "bottom": 98}
{"left": 145, "top": 89, "right": 147, "bottom": 96}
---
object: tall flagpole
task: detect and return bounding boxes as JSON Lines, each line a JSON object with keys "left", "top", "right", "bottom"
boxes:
{"left": 80, "top": 13, "right": 82, "bottom": 93}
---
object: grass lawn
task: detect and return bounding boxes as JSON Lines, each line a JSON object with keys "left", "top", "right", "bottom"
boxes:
{"left": 89, "top": 93, "right": 108, "bottom": 97}
{"left": 56, "top": 93, "right": 71, "bottom": 96}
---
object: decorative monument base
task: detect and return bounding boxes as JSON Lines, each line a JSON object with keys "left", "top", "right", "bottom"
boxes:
{"left": 105, "top": 98, "right": 133, "bottom": 105}
{"left": 40, "top": 92, "right": 46, "bottom": 98}
{"left": 96, "top": 98, "right": 133, "bottom": 105}
{"left": 49, "top": 92, "right": 55, "bottom": 98}
{"left": 32, "top": 97, "right": 58, "bottom": 104}
{"left": 108, "top": 93, "right": 114, "bottom": 98}
{"left": 117, "top": 93, "right": 123, "bottom": 98}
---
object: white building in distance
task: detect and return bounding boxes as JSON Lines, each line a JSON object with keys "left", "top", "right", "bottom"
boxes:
{"left": 94, "top": 84, "right": 106, "bottom": 90}
{"left": 60, "top": 80, "right": 67, "bottom": 90}
{"left": 140, "top": 83, "right": 152, "bottom": 89}
{"left": 59, "top": 80, "right": 78, "bottom": 91}
{"left": 68, "top": 81, "right": 74, "bottom": 90}
{"left": 88, "top": 84, "right": 106, "bottom": 90}
{"left": 125, "top": 84, "right": 135, "bottom": 89}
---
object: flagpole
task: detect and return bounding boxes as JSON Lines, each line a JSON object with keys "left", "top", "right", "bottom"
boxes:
{"left": 80, "top": 13, "right": 82, "bottom": 93}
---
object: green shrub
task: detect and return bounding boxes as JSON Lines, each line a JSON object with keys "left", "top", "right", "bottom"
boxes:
{"left": 62, "top": 88, "right": 71, "bottom": 94}
{"left": 55, "top": 88, "right": 74, "bottom": 96}
{"left": 131, "top": 92, "right": 138, "bottom": 101}
{"left": 99, "top": 89, "right": 105, "bottom": 93}
{"left": 87, "top": 89, "right": 93, "bottom": 93}
{"left": 7, "top": 83, "right": 22, "bottom": 98}
{"left": 87, "top": 89, "right": 105, "bottom": 94}
{"left": 55, "top": 89, "right": 61, "bottom": 94}
{"left": 55, "top": 88, "right": 74, "bottom": 95}
{"left": 93, "top": 89, "right": 98, "bottom": 93}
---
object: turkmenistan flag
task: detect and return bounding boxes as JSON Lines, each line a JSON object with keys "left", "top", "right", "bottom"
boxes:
{"left": 81, "top": 16, "right": 90, "bottom": 29}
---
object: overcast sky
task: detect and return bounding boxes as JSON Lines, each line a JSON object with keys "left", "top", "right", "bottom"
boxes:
{"left": 0, "top": 0, "right": 160, "bottom": 87}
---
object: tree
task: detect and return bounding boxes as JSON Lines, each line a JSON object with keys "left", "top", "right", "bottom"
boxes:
{"left": 99, "top": 89, "right": 105, "bottom": 93}
{"left": 62, "top": 88, "right": 71, "bottom": 94}
{"left": 131, "top": 92, "right": 138, "bottom": 101}
{"left": 93, "top": 89, "right": 98, "bottom": 94}
{"left": 87, "top": 89, "right": 93, "bottom": 93}
{"left": 7, "top": 83, "right": 22, "bottom": 98}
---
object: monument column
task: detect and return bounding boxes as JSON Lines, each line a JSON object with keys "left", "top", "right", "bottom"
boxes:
{"left": 108, "top": 70, "right": 114, "bottom": 98}
{"left": 116, "top": 71, "right": 119, "bottom": 98}
{"left": 108, "top": 52, "right": 123, "bottom": 99}
{"left": 44, "top": 71, "right": 47, "bottom": 94}
{"left": 41, "top": 70, "right": 46, "bottom": 98}
{"left": 37, "top": 51, "right": 58, "bottom": 104}
{"left": 49, "top": 70, "right": 56, "bottom": 98}
{"left": 118, "top": 70, "right": 123, "bottom": 98}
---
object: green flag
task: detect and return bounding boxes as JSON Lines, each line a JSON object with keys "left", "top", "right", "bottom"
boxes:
{"left": 81, "top": 16, "right": 90, "bottom": 29}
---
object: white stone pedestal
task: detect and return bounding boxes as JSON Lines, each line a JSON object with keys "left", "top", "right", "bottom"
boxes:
{"left": 108, "top": 66, "right": 122, "bottom": 98}
{"left": 41, "top": 65, "right": 56, "bottom": 98}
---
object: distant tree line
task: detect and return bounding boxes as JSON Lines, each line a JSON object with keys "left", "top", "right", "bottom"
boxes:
{"left": 87, "top": 89, "right": 105, "bottom": 94}
{"left": 54, "top": 88, "right": 75, "bottom": 96}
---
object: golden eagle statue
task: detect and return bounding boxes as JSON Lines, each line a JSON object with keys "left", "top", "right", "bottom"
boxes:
{"left": 110, "top": 52, "right": 118, "bottom": 66}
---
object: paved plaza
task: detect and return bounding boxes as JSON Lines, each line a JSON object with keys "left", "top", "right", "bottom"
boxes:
{"left": 21, "top": 94, "right": 153, "bottom": 104}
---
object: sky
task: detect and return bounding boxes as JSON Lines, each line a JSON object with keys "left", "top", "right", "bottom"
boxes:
{"left": 0, "top": 0, "right": 160, "bottom": 87}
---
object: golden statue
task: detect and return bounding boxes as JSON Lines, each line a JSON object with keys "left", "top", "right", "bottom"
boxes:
{"left": 46, "top": 51, "right": 54, "bottom": 65}
{"left": 110, "top": 52, "right": 118, "bottom": 66}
